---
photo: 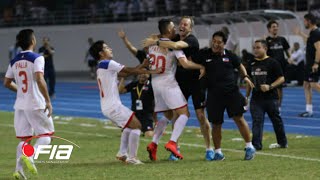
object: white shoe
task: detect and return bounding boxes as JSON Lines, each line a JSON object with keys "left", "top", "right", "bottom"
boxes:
{"left": 13, "top": 169, "right": 27, "bottom": 179}
{"left": 21, "top": 156, "right": 38, "bottom": 175}
{"left": 116, "top": 153, "right": 128, "bottom": 162}
{"left": 126, "top": 158, "right": 144, "bottom": 165}
{"left": 269, "top": 143, "right": 288, "bottom": 149}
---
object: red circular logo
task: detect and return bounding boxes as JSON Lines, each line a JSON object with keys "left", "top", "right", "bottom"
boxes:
{"left": 22, "top": 144, "right": 34, "bottom": 157}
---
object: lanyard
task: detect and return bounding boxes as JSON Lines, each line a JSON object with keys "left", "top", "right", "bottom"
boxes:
{"left": 136, "top": 84, "right": 144, "bottom": 99}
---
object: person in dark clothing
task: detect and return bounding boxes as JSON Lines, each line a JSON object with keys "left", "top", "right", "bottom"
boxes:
{"left": 194, "top": 31, "right": 256, "bottom": 161}
{"left": 84, "top": 37, "right": 97, "bottom": 79}
{"left": 119, "top": 73, "right": 155, "bottom": 137}
{"left": 266, "top": 20, "right": 291, "bottom": 110}
{"left": 298, "top": 13, "right": 320, "bottom": 117}
{"left": 286, "top": 42, "right": 305, "bottom": 86}
{"left": 39, "top": 37, "right": 56, "bottom": 98}
{"left": 246, "top": 39, "right": 288, "bottom": 150}
{"left": 241, "top": 49, "right": 255, "bottom": 71}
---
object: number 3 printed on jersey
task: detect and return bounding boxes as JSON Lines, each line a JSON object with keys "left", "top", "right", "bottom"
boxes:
{"left": 149, "top": 54, "right": 166, "bottom": 73}
{"left": 19, "top": 71, "right": 28, "bottom": 93}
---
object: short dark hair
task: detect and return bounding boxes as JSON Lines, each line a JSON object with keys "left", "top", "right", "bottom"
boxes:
{"left": 304, "top": 13, "right": 317, "bottom": 24}
{"left": 212, "top": 31, "right": 227, "bottom": 44}
{"left": 267, "top": 20, "right": 278, "bottom": 29}
{"left": 16, "top": 29, "right": 34, "bottom": 50}
{"left": 180, "top": 16, "right": 194, "bottom": 28}
{"left": 89, "top": 40, "right": 104, "bottom": 60}
{"left": 255, "top": 39, "right": 268, "bottom": 48}
{"left": 158, "top": 18, "right": 172, "bottom": 35}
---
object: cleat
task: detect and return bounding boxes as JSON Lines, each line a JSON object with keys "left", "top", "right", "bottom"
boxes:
{"left": 13, "top": 170, "right": 27, "bottom": 180}
{"left": 213, "top": 152, "right": 225, "bottom": 161}
{"left": 147, "top": 142, "right": 158, "bottom": 161}
{"left": 168, "top": 147, "right": 180, "bottom": 161}
{"left": 244, "top": 147, "right": 256, "bottom": 160}
{"left": 205, "top": 149, "right": 214, "bottom": 161}
{"left": 269, "top": 143, "right": 288, "bottom": 149}
{"left": 126, "top": 158, "right": 144, "bottom": 165}
{"left": 165, "top": 141, "right": 183, "bottom": 160}
{"left": 21, "top": 156, "right": 37, "bottom": 175}
{"left": 299, "top": 112, "right": 313, "bottom": 117}
{"left": 116, "top": 153, "right": 128, "bottom": 162}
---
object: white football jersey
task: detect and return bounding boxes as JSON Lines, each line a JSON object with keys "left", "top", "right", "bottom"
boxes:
{"left": 148, "top": 38, "right": 186, "bottom": 86}
{"left": 5, "top": 50, "right": 46, "bottom": 110}
{"left": 96, "top": 60, "right": 125, "bottom": 111}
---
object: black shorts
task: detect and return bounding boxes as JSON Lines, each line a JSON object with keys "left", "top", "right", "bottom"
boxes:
{"left": 178, "top": 79, "right": 206, "bottom": 110}
{"left": 135, "top": 111, "right": 154, "bottom": 133}
{"left": 88, "top": 60, "right": 97, "bottom": 68}
{"left": 206, "top": 89, "right": 246, "bottom": 125}
{"left": 304, "top": 66, "right": 320, "bottom": 82}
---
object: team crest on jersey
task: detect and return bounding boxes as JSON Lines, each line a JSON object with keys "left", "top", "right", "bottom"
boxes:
{"left": 222, "top": 57, "right": 229, "bottom": 62}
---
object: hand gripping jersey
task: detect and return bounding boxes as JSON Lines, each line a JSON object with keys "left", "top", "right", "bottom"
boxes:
{"left": 5, "top": 50, "right": 46, "bottom": 110}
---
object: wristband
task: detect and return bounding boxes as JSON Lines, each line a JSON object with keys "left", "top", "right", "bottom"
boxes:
{"left": 243, "top": 75, "right": 250, "bottom": 79}
{"left": 269, "top": 84, "right": 274, "bottom": 90}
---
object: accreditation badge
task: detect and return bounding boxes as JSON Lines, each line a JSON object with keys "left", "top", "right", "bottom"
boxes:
{"left": 136, "top": 100, "right": 143, "bottom": 110}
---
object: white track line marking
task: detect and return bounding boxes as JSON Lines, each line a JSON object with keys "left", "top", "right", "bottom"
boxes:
{"left": 1, "top": 123, "right": 319, "bottom": 162}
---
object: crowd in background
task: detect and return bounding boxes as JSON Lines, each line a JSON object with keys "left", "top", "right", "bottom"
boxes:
{"left": 0, "top": 0, "right": 318, "bottom": 26}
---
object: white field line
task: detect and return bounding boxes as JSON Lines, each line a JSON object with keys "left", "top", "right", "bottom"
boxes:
{"left": 1, "top": 123, "right": 319, "bottom": 162}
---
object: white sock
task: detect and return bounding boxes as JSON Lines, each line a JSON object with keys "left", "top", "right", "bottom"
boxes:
{"left": 16, "top": 141, "right": 24, "bottom": 171}
{"left": 245, "top": 142, "right": 254, "bottom": 148}
{"left": 306, "top": 104, "right": 313, "bottom": 113}
{"left": 119, "top": 128, "right": 131, "bottom": 155}
{"left": 170, "top": 114, "right": 188, "bottom": 142}
{"left": 32, "top": 137, "right": 51, "bottom": 160}
{"left": 128, "top": 129, "right": 141, "bottom": 159}
{"left": 215, "top": 148, "right": 222, "bottom": 154}
{"left": 206, "top": 148, "right": 214, "bottom": 151}
{"left": 152, "top": 116, "right": 169, "bottom": 144}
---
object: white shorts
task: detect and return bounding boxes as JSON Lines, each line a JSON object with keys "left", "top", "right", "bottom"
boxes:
{"left": 153, "top": 84, "right": 187, "bottom": 112}
{"left": 102, "top": 104, "right": 134, "bottom": 128}
{"left": 14, "top": 109, "right": 55, "bottom": 138}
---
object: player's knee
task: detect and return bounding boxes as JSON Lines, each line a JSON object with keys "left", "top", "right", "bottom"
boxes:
{"left": 37, "top": 136, "right": 51, "bottom": 145}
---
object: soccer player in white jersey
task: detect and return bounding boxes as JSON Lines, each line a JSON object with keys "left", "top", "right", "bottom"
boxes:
{"left": 4, "top": 29, "right": 54, "bottom": 179}
{"left": 146, "top": 19, "right": 205, "bottom": 160}
{"left": 89, "top": 40, "right": 161, "bottom": 165}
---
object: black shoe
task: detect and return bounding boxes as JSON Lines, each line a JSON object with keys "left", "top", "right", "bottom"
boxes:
{"left": 299, "top": 112, "right": 313, "bottom": 117}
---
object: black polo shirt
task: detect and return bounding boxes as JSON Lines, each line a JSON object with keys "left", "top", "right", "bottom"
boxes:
{"left": 196, "top": 48, "right": 241, "bottom": 93}
{"left": 247, "top": 57, "right": 283, "bottom": 100}
{"left": 125, "top": 80, "right": 154, "bottom": 113}
{"left": 136, "top": 50, "right": 147, "bottom": 64}
{"left": 306, "top": 28, "right": 320, "bottom": 67}
{"left": 173, "top": 34, "right": 200, "bottom": 82}
{"left": 266, "top": 36, "right": 290, "bottom": 68}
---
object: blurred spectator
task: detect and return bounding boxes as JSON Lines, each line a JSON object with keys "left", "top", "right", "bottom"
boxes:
{"left": 84, "top": 37, "right": 96, "bottom": 79}
{"left": 221, "top": 26, "right": 238, "bottom": 53}
{"left": 146, "top": 0, "right": 156, "bottom": 17}
{"left": 128, "top": 0, "right": 140, "bottom": 21}
{"left": 165, "top": 0, "right": 175, "bottom": 15}
{"left": 180, "top": 0, "right": 188, "bottom": 15}
{"left": 88, "top": 2, "right": 98, "bottom": 23}
{"left": 9, "top": 41, "right": 21, "bottom": 61}
{"left": 286, "top": 42, "right": 305, "bottom": 86}
{"left": 112, "top": 0, "right": 127, "bottom": 21}
{"left": 39, "top": 37, "right": 56, "bottom": 98}
{"left": 241, "top": 49, "right": 255, "bottom": 71}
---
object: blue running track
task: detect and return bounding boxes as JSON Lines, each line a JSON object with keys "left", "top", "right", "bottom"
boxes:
{"left": 1, "top": 82, "right": 319, "bottom": 136}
